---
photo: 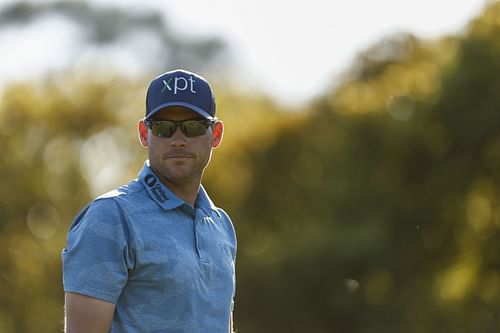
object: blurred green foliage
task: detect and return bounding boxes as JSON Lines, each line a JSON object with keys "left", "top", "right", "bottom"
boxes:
{"left": 2, "top": 2, "right": 500, "bottom": 333}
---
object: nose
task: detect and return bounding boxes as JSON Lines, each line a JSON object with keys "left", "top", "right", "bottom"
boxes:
{"left": 169, "top": 126, "right": 187, "bottom": 146}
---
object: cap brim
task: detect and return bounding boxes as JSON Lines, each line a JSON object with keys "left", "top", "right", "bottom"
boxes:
{"left": 146, "top": 102, "right": 215, "bottom": 121}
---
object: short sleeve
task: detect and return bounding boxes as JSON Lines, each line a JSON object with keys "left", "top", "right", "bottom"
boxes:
{"left": 62, "top": 198, "right": 133, "bottom": 303}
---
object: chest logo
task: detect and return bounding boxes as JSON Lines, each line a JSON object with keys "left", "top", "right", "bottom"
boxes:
{"left": 144, "top": 174, "right": 169, "bottom": 203}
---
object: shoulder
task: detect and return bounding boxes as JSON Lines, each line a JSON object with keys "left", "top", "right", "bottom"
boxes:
{"left": 214, "top": 207, "right": 232, "bottom": 224}
{"left": 88, "top": 180, "right": 146, "bottom": 215}
{"left": 69, "top": 180, "right": 143, "bottom": 233}
{"left": 214, "top": 207, "right": 236, "bottom": 239}
{"left": 95, "top": 179, "right": 144, "bottom": 202}
{"left": 67, "top": 198, "right": 122, "bottom": 238}
{"left": 213, "top": 207, "right": 237, "bottom": 259}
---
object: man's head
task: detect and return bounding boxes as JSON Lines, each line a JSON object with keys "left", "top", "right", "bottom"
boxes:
{"left": 145, "top": 69, "right": 216, "bottom": 121}
{"left": 138, "top": 70, "right": 223, "bottom": 189}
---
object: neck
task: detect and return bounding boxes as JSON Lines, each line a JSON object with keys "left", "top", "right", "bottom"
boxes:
{"left": 167, "top": 181, "right": 200, "bottom": 206}
{"left": 156, "top": 173, "right": 201, "bottom": 206}
{"left": 148, "top": 164, "right": 203, "bottom": 206}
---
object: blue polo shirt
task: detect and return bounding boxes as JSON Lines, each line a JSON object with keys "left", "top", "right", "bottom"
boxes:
{"left": 62, "top": 161, "right": 237, "bottom": 333}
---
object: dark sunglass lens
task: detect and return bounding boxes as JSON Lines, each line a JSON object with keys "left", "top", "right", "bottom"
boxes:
{"left": 182, "top": 121, "right": 208, "bottom": 137}
{"left": 151, "top": 122, "right": 176, "bottom": 138}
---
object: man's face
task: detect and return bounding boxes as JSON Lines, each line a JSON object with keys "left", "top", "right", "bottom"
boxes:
{"left": 138, "top": 106, "right": 223, "bottom": 187}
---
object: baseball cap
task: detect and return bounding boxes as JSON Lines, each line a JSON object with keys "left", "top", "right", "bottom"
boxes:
{"left": 145, "top": 69, "right": 216, "bottom": 120}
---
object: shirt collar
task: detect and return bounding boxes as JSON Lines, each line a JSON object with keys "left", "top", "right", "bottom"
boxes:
{"left": 139, "top": 161, "right": 184, "bottom": 211}
{"left": 138, "top": 160, "right": 218, "bottom": 214}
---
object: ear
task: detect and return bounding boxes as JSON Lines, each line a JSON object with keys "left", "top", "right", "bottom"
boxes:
{"left": 138, "top": 119, "right": 149, "bottom": 147}
{"left": 211, "top": 121, "right": 224, "bottom": 149}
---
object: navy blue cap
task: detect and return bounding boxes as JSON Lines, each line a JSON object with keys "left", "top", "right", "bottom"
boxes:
{"left": 145, "top": 69, "right": 216, "bottom": 120}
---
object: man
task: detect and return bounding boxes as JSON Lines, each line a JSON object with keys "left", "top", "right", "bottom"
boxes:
{"left": 62, "top": 69, "right": 236, "bottom": 333}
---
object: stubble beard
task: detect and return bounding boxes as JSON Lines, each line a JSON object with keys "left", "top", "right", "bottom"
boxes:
{"left": 153, "top": 154, "right": 209, "bottom": 189}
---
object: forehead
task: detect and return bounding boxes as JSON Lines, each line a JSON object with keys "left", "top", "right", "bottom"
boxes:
{"left": 152, "top": 106, "right": 201, "bottom": 120}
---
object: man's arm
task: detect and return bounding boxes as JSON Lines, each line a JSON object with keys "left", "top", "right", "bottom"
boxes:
{"left": 64, "top": 292, "right": 116, "bottom": 333}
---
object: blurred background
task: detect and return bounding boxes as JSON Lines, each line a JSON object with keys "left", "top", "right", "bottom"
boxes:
{"left": 1, "top": 0, "right": 500, "bottom": 332}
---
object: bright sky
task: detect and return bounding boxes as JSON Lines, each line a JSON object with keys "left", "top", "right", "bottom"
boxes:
{"left": 0, "top": 0, "right": 489, "bottom": 106}
{"left": 150, "top": 0, "right": 487, "bottom": 105}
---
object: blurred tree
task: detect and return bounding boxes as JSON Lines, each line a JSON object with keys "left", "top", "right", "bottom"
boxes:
{"left": 0, "top": 76, "right": 147, "bottom": 333}
{"left": 0, "top": 1, "right": 228, "bottom": 73}
{"left": 2, "top": 1, "right": 500, "bottom": 333}
{"left": 228, "top": 2, "right": 500, "bottom": 333}
{"left": 0, "top": 72, "right": 289, "bottom": 332}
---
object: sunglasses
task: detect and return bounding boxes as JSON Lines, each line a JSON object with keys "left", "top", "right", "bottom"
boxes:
{"left": 144, "top": 118, "right": 215, "bottom": 138}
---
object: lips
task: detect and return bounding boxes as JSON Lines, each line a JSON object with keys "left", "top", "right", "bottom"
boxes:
{"left": 164, "top": 151, "right": 195, "bottom": 159}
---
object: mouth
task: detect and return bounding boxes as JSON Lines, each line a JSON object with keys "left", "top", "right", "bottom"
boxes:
{"left": 164, "top": 151, "right": 195, "bottom": 159}
{"left": 168, "top": 156, "right": 193, "bottom": 160}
